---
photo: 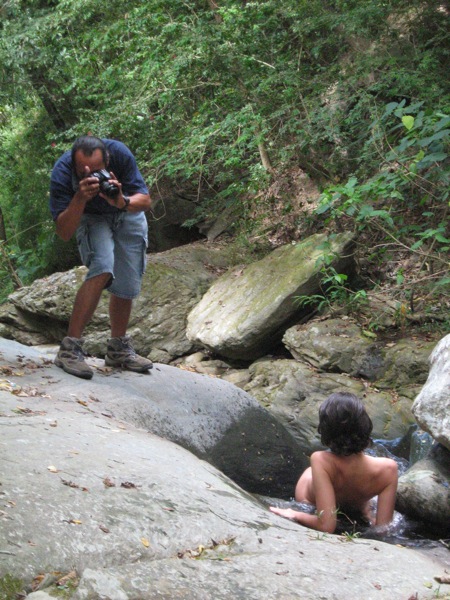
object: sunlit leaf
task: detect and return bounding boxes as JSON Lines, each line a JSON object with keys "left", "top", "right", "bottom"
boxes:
{"left": 402, "top": 115, "right": 415, "bottom": 130}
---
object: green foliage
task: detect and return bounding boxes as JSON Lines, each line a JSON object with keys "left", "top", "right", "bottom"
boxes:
{"left": 319, "top": 103, "right": 449, "bottom": 218}
{"left": 0, "top": 574, "right": 24, "bottom": 600}
{"left": 0, "top": 102, "right": 65, "bottom": 301}
{"left": 315, "top": 104, "right": 449, "bottom": 291}
{"left": 294, "top": 266, "right": 368, "bottom": 315}
{"left": 0, "top": 0, "right": 449, "bottom": 297}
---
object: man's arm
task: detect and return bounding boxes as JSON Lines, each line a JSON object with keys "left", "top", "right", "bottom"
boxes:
{"left": 116, "top": 192, "right": 151, "bottom": 212}
{"left": 55, "top": 168, "right": 99, "bottom": 241}
{"left": 103, "top": 173, "right": 151, "bottom": 213}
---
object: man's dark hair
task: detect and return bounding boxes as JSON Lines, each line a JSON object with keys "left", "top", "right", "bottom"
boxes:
{"left": 71, "top": 136, "right": 108, "bottom": 165}
{"left": 318, "top": 392, "right": 373, "bottom": 456}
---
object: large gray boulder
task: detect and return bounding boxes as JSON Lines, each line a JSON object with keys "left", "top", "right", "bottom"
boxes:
{"left": 1, "top": 339, "right": 448, "bottom": 600}
{"left": 243, "top": 358, "right": 416, "bottom": 453}
{"left": 1, "top": 244, "right": 234, "bottom": 361}
{"left": 282, "top": 317, "right": 436, "bottom": 386}
{"left": 187, "top": 232, "right": 355, "bottom": 360}
{"left": 283, "top": 317, "right": 384, "bottom": 379}
{"left": 394, "top": 334, "right": 450, "bottom": 530}
{"left": 396, "top": 444, "right": 450, "bottom": 529}
{"left": 412, "top": 333, "right": 450, "bottom": 450}
{"left": 0, "top": 338, "right": 307, "bottom": 498}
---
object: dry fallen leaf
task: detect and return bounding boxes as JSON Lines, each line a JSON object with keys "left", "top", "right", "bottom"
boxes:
{"left": 12, "top": 386, "right": 51, "bottom": 398}
{"left": 12, "top": 407, "right": 47, "bottom": 416}
{"left": 177, "top": 538, "right": 235, "bottom": 560}
{"left": 95, "top": 366, "right": 114, "bottom": 374}
{"left": 121, "top": 481, "right": 138, "bottom": 489}
{"left": 435, "top": 575, "right": 450, "bottom": 584}
{"left": 61, "top": 479, "right": 79, "bottom": 489}
{"left": 99, "top": 524, "right": 110, "bottom": 533}
{"left": 0, "top": 366, "right": 14, "bottom": 375}
{"left": 103, "top": 477, "right": 116, "bottom": 488}
{"left": 30, "top": 574, "right": 45, "bottom": 591}
{"left": 0, "top": 379, "right": 17, "bottom": 392}
{"left": 57, "top": 570, "right": 78, "bottom": 588}
{"left": 177, "top": 365, "right": 198, "bottom": 372}
{"left": 141, "top": 537, "right": 150, "bottom": 547}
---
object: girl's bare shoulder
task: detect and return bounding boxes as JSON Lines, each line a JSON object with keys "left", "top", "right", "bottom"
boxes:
{"left": 363, "top": 454, "right": 398, "bottom": 478}
{"left": 364, "top": 454, "right": 398, "bottom": 467}
{"left": 310, "top": 450, "right": 339, "bottom": 469}
{"left": 310, "top": 450, "right": 331, "bottom": 462}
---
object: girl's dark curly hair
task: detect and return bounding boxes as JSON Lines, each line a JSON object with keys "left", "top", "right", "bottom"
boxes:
{"left": 318, "top": 392, "right": 373, "bottom": 456}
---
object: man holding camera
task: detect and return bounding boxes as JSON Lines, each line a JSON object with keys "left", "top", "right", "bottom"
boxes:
{"left": 49, "top": 135, "right": 153, "bottom": 379}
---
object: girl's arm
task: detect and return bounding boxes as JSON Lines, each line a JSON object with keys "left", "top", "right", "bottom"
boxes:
{"left": 270, "top": 453, "right": 337, "bottom": 533}
{"left": 375, "top": 459, "right": 398, "bottom": 526}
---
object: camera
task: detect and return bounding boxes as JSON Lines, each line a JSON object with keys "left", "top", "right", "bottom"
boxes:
{"left": 89, "top": 169, "right": 119, "bottom": 199}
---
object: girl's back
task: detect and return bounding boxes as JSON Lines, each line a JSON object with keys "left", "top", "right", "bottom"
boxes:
{"left": 313, "top": 451, "right": 398, "bottom": 514}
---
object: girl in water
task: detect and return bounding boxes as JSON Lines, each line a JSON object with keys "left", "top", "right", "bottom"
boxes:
{"left": 270, "top": 392, "right": 398, "bottom": 534}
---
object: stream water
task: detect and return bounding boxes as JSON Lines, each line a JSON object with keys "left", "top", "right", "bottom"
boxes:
{"left": 261, "top": 495, "right": 449, "bottom": 550}
{"left": 259, "top": 428, "right": 450, "bottom": 555}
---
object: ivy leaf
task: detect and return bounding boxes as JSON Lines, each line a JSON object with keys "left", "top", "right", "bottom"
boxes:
{"left": 362, "top": 330, "right": 377, "bottom": 339}
{"left": 402, "top": 115, "right": 415, "bottom": 130}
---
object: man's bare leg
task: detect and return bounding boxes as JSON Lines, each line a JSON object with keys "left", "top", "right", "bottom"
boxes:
{"left": 56, "top": 273, "right": 111, "bottom": 379}
{"left": 67, "top": 273, "right": 111, "bottom": 338}
{"left": 106, "top": 294, "right": 153, "bottom": 372}
{"left": 109, "top": 294, "right": 132, "bottom": 338}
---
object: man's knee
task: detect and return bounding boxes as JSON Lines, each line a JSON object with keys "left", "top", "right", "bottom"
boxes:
{"left": 84, "top": 271, "right": 113, "bottom": 290}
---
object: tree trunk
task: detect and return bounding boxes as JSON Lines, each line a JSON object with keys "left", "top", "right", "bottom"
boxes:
{"left": 0, "top": 206, "right": 23, "bottom": 289}
{"left": 258, "top": 140, "right": 274, "bottom": 173}
{"left": 28, "top": 69, "right": 74, "bottom": 131}
{"left": 206, "top": 0, "right": 222, "bottom": 23}
{"left": 0, "top": 206, "right": 6, "bottom": 243}
{"left": 254, "top": 124, "right": 274, "bottom": 173}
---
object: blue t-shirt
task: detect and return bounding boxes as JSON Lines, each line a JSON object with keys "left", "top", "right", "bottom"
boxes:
{"left": 49, "top": 139, "right": 149, "bottom": 221}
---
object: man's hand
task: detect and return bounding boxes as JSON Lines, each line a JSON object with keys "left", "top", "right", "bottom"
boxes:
{"left": 99, "top": 170, "right": 124, "bottom": 207}
{"left": 55, "top": 166, "right": 100, "bottom": 241}
{"left": 78, "top": 165, "right": 101, "bottom": 202}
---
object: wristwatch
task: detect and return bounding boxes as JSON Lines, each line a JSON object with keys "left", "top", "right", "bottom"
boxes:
{"left": 120, "top": 195, "right": 130, "bottom": 211}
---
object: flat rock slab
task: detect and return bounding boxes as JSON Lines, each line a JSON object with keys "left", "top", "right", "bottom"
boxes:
{"left": 0, "top": 338, "right": 308, "bottom": 497}
{"left": 0, "top": 339, "right": 449, "bottom": 600}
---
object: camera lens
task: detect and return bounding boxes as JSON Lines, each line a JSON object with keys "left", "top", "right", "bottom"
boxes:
{"left": 100, "top": 181, "right": 119, "bottom": 198}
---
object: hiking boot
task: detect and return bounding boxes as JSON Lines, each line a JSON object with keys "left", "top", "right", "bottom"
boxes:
{"left": 54, "top": 337, "right": 94, "bottom": 380}
{"left": 105, "top": 336, "right": 153, "bottom": 372}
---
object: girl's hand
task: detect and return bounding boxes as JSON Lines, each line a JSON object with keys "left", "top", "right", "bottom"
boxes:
{"left": 269, "top": 507, "right": 299, "bottom": 520}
